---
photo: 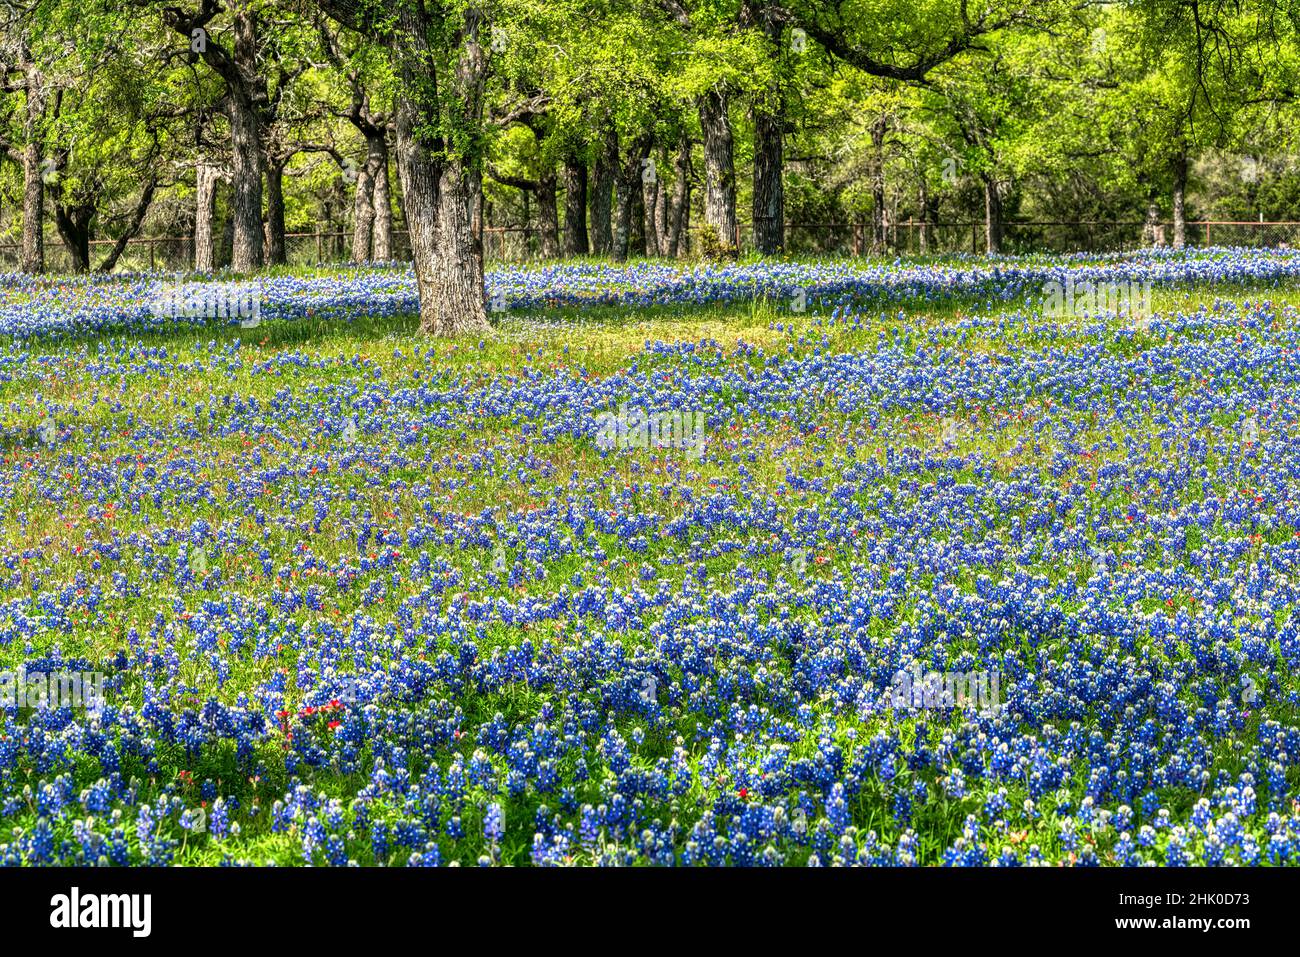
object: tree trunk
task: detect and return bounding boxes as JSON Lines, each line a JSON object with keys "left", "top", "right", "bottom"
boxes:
{"left": 221, "top": 209, "right": 235, "bottom": 267}
{"left": 697, "top": 88, "right": 737, "bottom": 253}
{"left": 195, "top": 159, "right": 220, "bottom": 271}
{"left": 983, "top": 177, "right": 1002, "bottom": 254}
{"left": 15, "top": 45, "right": 47, "bottom": 275}
{"left": 631, "top": 166, "right": 646, "bottom": 256}
{"left": 590, "top": 126, "right": 616, "bottom": 255}
{"left": 1142, "top": 200, "right": 1162, "bottom": 247}
{"left": 330, "top": 179, "right": 347, "bottom": 259}
{"left": 563, "top": 155, "right": 588, "bottom": 256}
{"left": 352, "top": 156, "right": 376, "bottom": 262}
{"left": 392, "top": 50, "right": 488, "bottom": 335}
{"left": 654, "top": 167, "right": 669, "bottom": 253}
{"left": 871, "top": 117, "right": 887, "bottom": 253}
{"left": 370, "top": 132, "right": 392, "bottom": 259}
{"left": 666, "top": 135, "right": 691, "bottom": 258}
{"left": 925, "top": 191, "right": 940, "bottom": 249}
{"left": 228, "top": 98, "right": 264, "bottom": 271}
{"left": 264, "top": 160, "right": 286, "bottom": 265}
{"left": 1172, "top": 150, "right": 1187, "bottom": 249}
{"left": 642, "top": 154, "right": 661, "bottom": 257}
{"left": 747, "top": 0, "right": 783, "bottom": 255}
{"left": 917, "top": 175, "right": 929, "bottom": 254}
{"left": 54, "top": 205, "right": 92, "bottom": 273}
{"left": 536, "top": 169, "right": 560, "bottom": 259}
{"left": 612, "top": 140, "right": 642, "bottom": 262}
{"left": 752, "top": 103, "right": 784, "bottom": 255}
{"left": 20, "top": 142, "right": 44, "bottom": 273}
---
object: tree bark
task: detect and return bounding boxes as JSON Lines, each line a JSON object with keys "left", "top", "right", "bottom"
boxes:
{"left": 697, "top": 88, "right": 737, "bottom": 253}
{"left": 1172, "top": 149, "right": 1187, "bottom": 249}
{"left": 563, "top": 154, "right": 588, "bottom": 256}
{"left": 654, "top": 168, "right": 669, "bottom": 253}
{"left": 195, "top": 159, "right": 220, "bottom": 271}
{"left": 536, "top": 168, "right": 560, "bottom": 259}
{"left": 390, "top": 15, "right": 489, "bottom": 335}
{"left": 162, "top": 2, "right": 265, "bottom": 271}
{"left": 395, "top": 106, "right": 488, "bottom": 333}
{"left": 264, "top": 159, "right": 286, "bottom": 265}
{"left": 221, "top": 208, "right": 235, "bottom": 266}
{"left": 227, "top": 3, "right": 266, "bottom": 272}
{"left": 319, "top": 0, "right": 490, "bottom": 333}
{"left": 743, "top": 0, "right": 784, "bottom": 255}
{"left": 590, "top": 125, "right": 616, "bottom": 255}
{"left": 983, "top": 177, "right": 1002, "bottom": 254}
{"left": 642, "top": 175, "right": 661, "bottom": 257}
{"left": 53, "top": 204, "right": 92, "bottom": 273}
{"left": 666, "top": 134, "right": 691, "bottom": 258}
{"left": 20, "top": 141, "right": 45, "bottom": 273}
{"left": 352, "top": 155, "right": 376, "bottom": 262}
{"left": 228, "top": 97, "right": 264, "bottom": 271}
{"left": 871, "top": 117, "right": 887, "bottom": 253}
{"left": 1142, "top": 199, "right": 1162, "bottom": 247}
{"left": 370, "top": 132, "right": 392, "bottom": 259}
{"left": 612, "top": 139, "right": 644, "bottom": 262}
{"left": 752, "top": 104, "right": 783, "bottom": 255}
{"left": 630, "top": 164, "right": 646, "bottom": 256}
{"left": 14, "top": 40, "right": 47, "bottom": 274}
{"left": 917, "top": 175, "right": 929, "bottom": 254}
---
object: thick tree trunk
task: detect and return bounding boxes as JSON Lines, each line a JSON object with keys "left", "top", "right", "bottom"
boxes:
{"left": 1172, "top": 150, "right": 1187, "bottom": 249}
{"left": 563, "top": 155, "right": 588, "bottom": 256}
{"left": 195, "top": 159, "right": 220, "bottom": 271}
{"left": 221, "top": 211, "right": 235, "bottom": 266}
{"left": 746, "top": 0, "right": 783, "bottom": 255}
{"left": 752, "top": 104, "right": 784, "bottom": 255}
{"left": 612, "top": 141, "right": 643, "bottom": 262}
{"left": 54, "top": 205, "right": 92, "bottom": 273}
{"left": 394, "top": 94, "right": 488, "bottom": 334}
{"left": 984, "top": 177, "right": 1002, "bottom": 254}
{"left": 228, "top": 99, "right": 264, "bottom": 271}
{"left": 20, "top": 142, "right": 44, "bottom": 273}
{"left": 536, "top": 169, "right": 560, "bottom": 259}
{"left": 697, "top": 88, "right": 737, "bottom": 253}
{"left": 15, "top": 46, "right": 47, "bottom": 275}
{"left": 352, "top": 156, "right": 376, "bottom": 262}
{"left": 471, "top": 173, "right": 485, "bottom": 276}
{"left": 666, "top": 135, "right": 691, "bottom": 258}
{"left": 264, "top": 160, "right": 286, "bottom": 265}
{"left": 590, "top": 126, "right": 616, "bottom": 255}
{"left": 370, "top": 133, "right": 392, "bottom": 259}
{"left": 370, "top": 0, "right": 490, "bottom": 336}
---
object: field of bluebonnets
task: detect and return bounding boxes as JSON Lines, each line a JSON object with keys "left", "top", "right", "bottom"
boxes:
{"left": 2, "top": 247, "right": 1300, "bottom": 867}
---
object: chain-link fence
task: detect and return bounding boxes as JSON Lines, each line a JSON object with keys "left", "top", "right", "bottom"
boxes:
{"left": 3, "top": 221, "right": 1299, "bottom": 273}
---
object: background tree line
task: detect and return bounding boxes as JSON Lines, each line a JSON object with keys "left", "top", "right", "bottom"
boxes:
{"left": 1, "top": 0, "right": 1297, "bottom": 332}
